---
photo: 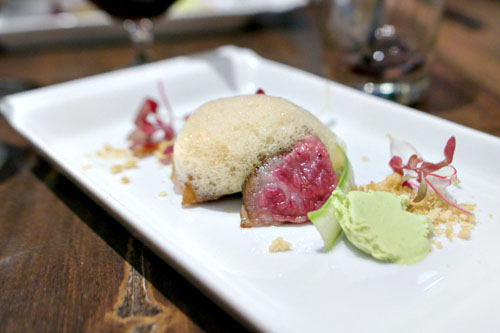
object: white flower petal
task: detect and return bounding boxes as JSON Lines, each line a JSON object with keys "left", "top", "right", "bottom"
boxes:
{"left": 389, "top": 135, "right": 422, "bottom": 161}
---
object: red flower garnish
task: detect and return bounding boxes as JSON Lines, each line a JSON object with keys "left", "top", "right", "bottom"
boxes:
{"left": 389, "top": 136, "right": 471, "bottom": 214}
{"left": 127, "top": 81, "right": 176, "bottom": 162}
{"left": 256, "top": 88, "right": 266, "bottom": 95}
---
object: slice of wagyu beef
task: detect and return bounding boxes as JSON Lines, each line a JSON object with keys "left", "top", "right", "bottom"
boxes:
{"left": 241, "top": 136, "right": 338, "bottom": 227}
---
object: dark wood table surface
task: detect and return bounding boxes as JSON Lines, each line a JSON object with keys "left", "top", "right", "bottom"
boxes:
{"left": 1, "top": 0, "right": 499, "bottom": 331}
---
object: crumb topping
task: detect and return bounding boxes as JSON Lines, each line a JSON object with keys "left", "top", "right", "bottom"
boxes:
{"left": 356, "top": 173, "right": 476, "bottom": 243}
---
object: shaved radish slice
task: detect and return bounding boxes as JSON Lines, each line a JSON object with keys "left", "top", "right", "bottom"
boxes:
{"left": 426, "top": 166, "right": 458, "bottom": 188}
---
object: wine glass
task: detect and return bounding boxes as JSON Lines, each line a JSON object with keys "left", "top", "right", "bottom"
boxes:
{"left": 88, "top": 0, "right": 178, "bottom": 64}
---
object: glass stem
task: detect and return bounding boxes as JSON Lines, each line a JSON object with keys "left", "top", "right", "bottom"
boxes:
{"left": 123, "top": 18, "right": 154, "bottom": 64}
{"left": 368, "top": 0, "right": 384, "bottom": 47}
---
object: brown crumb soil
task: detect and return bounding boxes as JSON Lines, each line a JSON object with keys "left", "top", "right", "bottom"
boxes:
{"left": 269, "top": 237, "right": 292, "bottom": 253}
{"left": 432, "top": 240, "right": 443, "bottom": 249}
{"left": 356, "top": 173, "right": 476, "bottom": 244}
{"left": 110, "top": 158, "right": 139, "bottom": 175}
{"left": 97, "top": 144, "right": 132, "bottom": 159}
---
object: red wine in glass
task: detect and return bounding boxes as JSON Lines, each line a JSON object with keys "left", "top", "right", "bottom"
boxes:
{"left": 90, "top": 0, "right": 176, "bottom": 19}
{"left": 88, "top": 0, "right": 178, "bottom": 63}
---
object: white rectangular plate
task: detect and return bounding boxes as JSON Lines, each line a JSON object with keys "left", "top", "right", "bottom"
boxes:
{"left": 2, "top": 46, "right": 499, "bottom": 332}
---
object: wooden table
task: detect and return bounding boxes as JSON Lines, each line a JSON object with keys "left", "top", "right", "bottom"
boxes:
{"left": 1, "top": 1, "right": 499, "bottom": 331}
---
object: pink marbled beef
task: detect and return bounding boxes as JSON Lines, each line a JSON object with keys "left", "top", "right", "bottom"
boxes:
{"left": 241, "top": 136, "right": 337, "bottom": 227}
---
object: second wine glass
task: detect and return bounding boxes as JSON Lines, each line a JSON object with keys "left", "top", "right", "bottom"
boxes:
{"left": 89, "top": 0, "right": 178, "bottom": 64}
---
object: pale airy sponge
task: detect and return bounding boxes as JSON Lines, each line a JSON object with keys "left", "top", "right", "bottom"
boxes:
{"left": 172, "top": 94, "right": 344, "bottom": 202}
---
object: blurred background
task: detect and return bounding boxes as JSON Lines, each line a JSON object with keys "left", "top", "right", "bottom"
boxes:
{"left": 0, "top": 0, "right": 498, "bottom": 110}
{"left": 0, "top": 0, "right": 498, "bottom": 115}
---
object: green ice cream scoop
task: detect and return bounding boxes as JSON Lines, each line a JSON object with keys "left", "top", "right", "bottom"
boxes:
{"left": 333, "top": 190, "right": 433, "bottom": 265}
{"left": 310, "top": 187, "right": 433, "bottom": 265}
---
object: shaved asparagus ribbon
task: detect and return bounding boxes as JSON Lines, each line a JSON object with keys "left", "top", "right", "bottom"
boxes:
{"left": 337, "top": 144, "right": 350, "bottom": 191}
{"left": 388, "top": 136, "right": 472, "bottom": 215}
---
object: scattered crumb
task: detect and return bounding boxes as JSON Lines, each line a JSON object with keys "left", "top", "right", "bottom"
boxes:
{"left": 123, "top": 158, "right": 139, "bottom": 169}
{"left": 110, "top": 157, "right": 139, "bottom": 174}
{"left": 158, "top": 191, "right": 167, "bottom": 197}
{"left": 362, "top": 156, "right": 369, "bottom": 162}
{"left": 357, "top": 173, "right": 476, "bottom": 242}
{"left": 489, "top": 214, "right": 494, "bottom": 220}
{"left": 95, "top": 144, "right": 139, "bottom": 176}
{"left": 445, "top": 222, "right": 454, "bottom": 241}
{"left": 432, "top": 240, "right": 443, "bottom": 249}
{"left": 110, "top": 165, "right": 124, "bottom": 174}
{"left": 82, "top": 164, "right": 92, "bottom": 171}
{"left": 130, "top": 144, "right": 158, "bottom": 158}
{"left": 269, "top": 237, "right": 291, "bottom": 253}
{"left": 84, "top": 153, "right": 92, "bottom": 158}
{"left": 96, "top": 144, "right": 132, "bottom": 159}
{"left": 121, "top": 176, "right": 130, "bottom": 184}
{"left": 434, "top": 228, "right": 444, "bottom": 236}
{"left": 457, "top": 224, "right": 471, "bottom": 239}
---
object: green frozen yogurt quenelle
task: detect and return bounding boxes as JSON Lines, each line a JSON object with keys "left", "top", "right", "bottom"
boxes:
{"left": 330, "top": 189, "right": 433, "bottom": 265}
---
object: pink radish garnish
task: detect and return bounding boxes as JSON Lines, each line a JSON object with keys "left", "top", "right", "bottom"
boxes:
{"left": 389, "top": 136, "right": 471, "bottom": 214}
{"left": 127, "top": 81, "right": 176, "bottom": 162}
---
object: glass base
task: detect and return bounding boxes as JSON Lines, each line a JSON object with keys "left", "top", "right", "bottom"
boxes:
{"left": 358, "top": 77, "right": 429, "bottom": 105}
{"left": 325, "top": 50, "right": 432, "bottom": 106}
